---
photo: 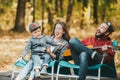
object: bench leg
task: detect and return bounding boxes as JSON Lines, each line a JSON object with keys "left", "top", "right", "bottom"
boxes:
{"left": 11, "top": 66, "right": 16, "bottom": 80}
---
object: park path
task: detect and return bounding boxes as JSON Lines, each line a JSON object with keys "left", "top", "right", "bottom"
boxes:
{"left": 0, "top": 70, "right": 120, "bottom": 80}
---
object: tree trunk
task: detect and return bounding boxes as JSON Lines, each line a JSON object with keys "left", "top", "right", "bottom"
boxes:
{"left": 83, "top": 0, "right": 88, "bottom": 9}
{"left": 55, "top": 0, "right": 58, "bottom": 13}
{"left": 77, "top": 0, "right": 81, "bottom": 2}
{"left": 12, "top": 0, "right": 26, "bottom": 32}
{"left": 41, "top": 0, "right": 45, "bottom": 34}
{"left": 93, "top": 0, "right": 98, "bottom": 24}
{"left": 101, "top": 7, "right": 106, "bottom": 21}
{"left": 59, "top": 0, "right": 63, "bottom": 17}
{"left": 66, "top": 0, "right": 74, "bottom": 28}
{"left": 80, "top": 0, "right": 88, "bottom": 28}
{"left": 32, "top": 0, "right": 35, "bottom": 22}
{"left": 101, "top": 2, "right": 106, "bottom": 22}
{"left": 47, "top": 0, "right": 53, "bottom": 31}
{"left": 55, "top": 0, "right": 63, "bottom": 17}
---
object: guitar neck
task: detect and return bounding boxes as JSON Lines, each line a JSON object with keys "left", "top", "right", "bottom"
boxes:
{"left": 91, "top": 46, "right": 120, "bottom": 50}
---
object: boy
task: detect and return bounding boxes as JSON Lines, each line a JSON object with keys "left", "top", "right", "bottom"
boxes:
{"left": 18, "top": 22, "right": 64, "bottom": 78}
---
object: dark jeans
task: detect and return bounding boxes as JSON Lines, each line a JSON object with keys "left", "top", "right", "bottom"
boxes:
{"left": 69, "top": 38, "right": 102, "bottom": 80}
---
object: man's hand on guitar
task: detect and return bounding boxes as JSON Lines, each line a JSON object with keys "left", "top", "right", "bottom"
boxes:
{"left": 102, "top": 45, "right": 108, "bottom": 51}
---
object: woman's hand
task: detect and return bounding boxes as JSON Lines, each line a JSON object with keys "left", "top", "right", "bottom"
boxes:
{"left": 46, "top": 47, "right": 51, "bottom": 54}
{"left": 46, "top": 47, "right": 56, "bottom": 58}
{"left": 57, "top": 42, "right": 65, "bottom": 46}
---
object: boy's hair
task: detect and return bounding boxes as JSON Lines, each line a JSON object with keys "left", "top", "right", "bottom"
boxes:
{"left": 29, "top": 22, "right": 41, "bottom": 32}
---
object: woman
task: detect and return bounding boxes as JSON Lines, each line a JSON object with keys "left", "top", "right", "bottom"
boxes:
{"left": 15, "top": 21, "right": 70, "bottom": 80}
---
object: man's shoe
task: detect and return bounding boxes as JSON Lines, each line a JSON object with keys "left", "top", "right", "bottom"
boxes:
{"left": 91, "top": 51, "right": 102, "bottom": 63}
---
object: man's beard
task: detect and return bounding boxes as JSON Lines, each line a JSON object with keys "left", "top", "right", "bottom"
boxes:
{"left": 95, "top": 33, "right": 105, "bottom": 38}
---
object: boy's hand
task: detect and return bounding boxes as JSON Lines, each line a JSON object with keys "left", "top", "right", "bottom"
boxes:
{"left": 57, "top": 42, "right": 65, "bottom": 46}
{"left": 16, "top": 57, "right": 23, "bottom": 62}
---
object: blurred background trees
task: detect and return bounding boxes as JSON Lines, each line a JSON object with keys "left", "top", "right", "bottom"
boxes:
{"left": 0, "top": 0, "right": 120, "bottom": 38}
{"left": 12, "top": 0, "right": 27, "bottom": 32}
{"left": 0, "top": 0, "right": 120, "bottom": 73}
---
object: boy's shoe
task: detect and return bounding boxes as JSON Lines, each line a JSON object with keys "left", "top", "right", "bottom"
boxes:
{"left": 35, "top": 70, "right": 41, "bottom": 78}
{"left": 40, "top": 67, "right": 48, "bottom": 75}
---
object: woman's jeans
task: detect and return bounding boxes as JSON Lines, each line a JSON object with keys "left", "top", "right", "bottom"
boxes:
{"left": 69, "top": 38, "right": 102, "bottom": 80}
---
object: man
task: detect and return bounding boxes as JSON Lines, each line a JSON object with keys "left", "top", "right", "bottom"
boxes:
{"left": 69, "top": 22, "right": 115, "bottom": 80}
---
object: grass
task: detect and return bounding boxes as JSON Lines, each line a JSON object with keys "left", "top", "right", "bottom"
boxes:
{"left": 0, "top": 32, "right": 30, "bottom": 71}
